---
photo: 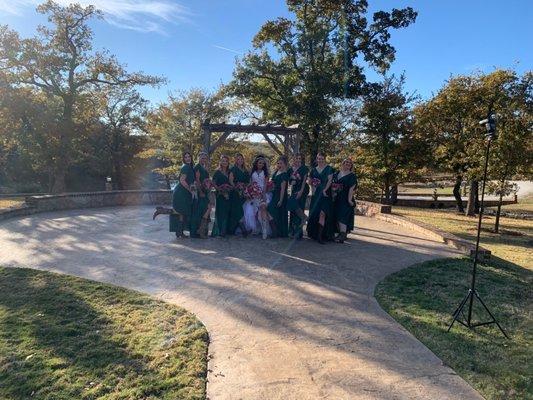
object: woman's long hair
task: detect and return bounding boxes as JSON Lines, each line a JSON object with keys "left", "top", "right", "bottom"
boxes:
{"left": 294, "top": 153, "right": 306, "bottom": 166}
{"left": 218, "top": 154, "right": 230, "bottom": 173}
{"left": 252, "top": 155, "right": 269, "bottom": 178}
{"left": 182, "top": 151, "right": 193, "bottom": 167}
{"left": 234, "top": 153, "right": 248, "bottom": 172}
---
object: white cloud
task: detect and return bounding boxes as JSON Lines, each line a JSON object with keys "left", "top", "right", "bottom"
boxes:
{"left": 0, "top": 0, "right": 192, "bottom": 33}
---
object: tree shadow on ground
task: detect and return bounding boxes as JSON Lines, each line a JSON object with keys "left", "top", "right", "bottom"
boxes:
{"left": 0, "top": 206, "right": 479, "bottom": 399}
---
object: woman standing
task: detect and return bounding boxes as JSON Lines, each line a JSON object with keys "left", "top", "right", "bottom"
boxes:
{"left": 306, "top": 153, "right": 335, "bottom": 244}
{"left": 267, "top": 156, "right": 290, "bottom": 238}
{"left": 228, "top": 153, "right": 251, "bottom": 236}
{"left": 211, "top": 155, "right": 232, "bottom": 237}
{"left": 243, "top": 156, "right": 271, "bottom": 238}
{"left": 170, "top": 152, "right": 195, "bottom": 238}
{"left": 190, "top": 151, "right": 212, "bottom": 239}
{"left": 333, "top": 158, "right": 357, "bottom": 243}
{"left": 287, "top": 153, "right": 309, "bottom": 239}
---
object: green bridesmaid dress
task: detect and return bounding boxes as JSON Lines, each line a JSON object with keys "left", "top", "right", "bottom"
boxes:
{"left": 211, "top": 169, "right": 231, "bottom": 237}
{"left": 190, "top": 163, "right": 210, "bottom": 237}
{"left": 170, "top": 163, "right": 194, "bottom": 234}
{"left": 306, "top": 165, "right": 335, "bottom": 241}
{"left": 267, "top": 170, "right": 289, "bottom": 237}
{"left": 333, "top": 171, "right": 357, "bottom": 232}
{"left": 228, "top": 165, "right": 250, "bottom": 234}
{"left": 287, "top": 165, "right": 309, "bottom": 238}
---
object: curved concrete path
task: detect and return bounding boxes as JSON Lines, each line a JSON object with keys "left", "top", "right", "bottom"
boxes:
{"left": 0, "top": 207, "right": 482, "bottom": 400}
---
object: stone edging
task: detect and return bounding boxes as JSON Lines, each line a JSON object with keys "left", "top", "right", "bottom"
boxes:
{"left": 375, "top": 213, "right": 490, "bottom": 258}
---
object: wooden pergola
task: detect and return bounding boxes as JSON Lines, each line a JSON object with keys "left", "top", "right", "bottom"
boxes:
{"left": 201, "top": 120, "right": 304, "bottom": 158}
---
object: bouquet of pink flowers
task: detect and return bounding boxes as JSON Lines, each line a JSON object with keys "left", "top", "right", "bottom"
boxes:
{"left": 245, "top": 182, "right": 263, "bottom": 199}
{"left": 217, "top": 183, "right": 233, "bottom": 200}
{"left": 310, "top": 177, "right": 321, "bottom": 187}
{"left": 265, "top": 180, "right": 275, "bottom": 193}
{"left": 331, "top": 182, "right": 343, "bottom": 199}
{"left": 290, "top": 171, "right": 301, "bottom": 186}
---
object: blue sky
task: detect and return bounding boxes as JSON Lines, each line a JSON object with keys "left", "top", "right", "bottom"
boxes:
{"left": 1, "top": 0, "right": 531, "bottom": 105}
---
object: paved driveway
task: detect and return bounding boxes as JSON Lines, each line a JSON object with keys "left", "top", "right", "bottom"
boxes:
{"left": 0, "top": 207, "right": 482, "bottom": 400}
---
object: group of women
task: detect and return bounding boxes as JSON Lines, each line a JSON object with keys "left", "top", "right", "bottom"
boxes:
{"left": 168, "top": 151, "right": 357, "bottom": 244}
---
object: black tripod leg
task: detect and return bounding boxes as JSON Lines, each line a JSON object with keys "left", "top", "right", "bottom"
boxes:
{"left": 448, "top": 290, "right": 472, "bottom": 332}
{"left": 473, "top": 291, "right": 509, "bottom": 339}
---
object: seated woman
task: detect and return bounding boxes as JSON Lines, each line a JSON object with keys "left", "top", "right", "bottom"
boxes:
{"left": 190, "top": 151, "right": 212, "bottom": 239}
{"left": 228, "top": 153, "right": 251, "bottom": 236}
{"left": 287, "top": 153, "right": 309, "bottom": 239}
{"left": 306, "top": 153, "right": 335, "bottom": 244}
{"left": 211, "top": 155, "right": 232, "bottom": 237}
{"left": 266, "top": 156, "right": 290, "bottom": 238}
{"left": 243, "top": 156, "right": 271, "bottom": 238}
{"left": 333, "top": 158, "right": 357, "bottom": 243}
{"left": 170, "top": 152, "right": 195, "bottom": 238}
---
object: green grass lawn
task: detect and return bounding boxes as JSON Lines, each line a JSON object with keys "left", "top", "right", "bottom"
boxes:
{"left": 393, "top": 207, "right": 532, "bottom": 269}
{"left": 375, "top": 257, "right": 532, "bottom": 400}
{"left": 0, "top": 267, "right": 208, "bottom": 400}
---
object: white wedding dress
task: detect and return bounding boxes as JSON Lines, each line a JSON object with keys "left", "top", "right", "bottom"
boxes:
{"left": 243, "top": 170, "right": 272, "bottom": 236}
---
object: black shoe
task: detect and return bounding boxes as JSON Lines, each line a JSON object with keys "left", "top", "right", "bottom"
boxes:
{"left": 269, "top": 220, "right": 278, "bottom": 238}
{"left": 317, "top": 224, "right": 325, "bottom": 244}
{"left": 335, "top": 232, "right": 347, "bottom": 243}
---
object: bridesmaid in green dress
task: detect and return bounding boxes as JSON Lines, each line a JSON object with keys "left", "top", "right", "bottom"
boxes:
{"left": 267, "top": 156, "right": 289, "bottom": 238}
{"left": 228, "top": 153, "right": 251, "bottom": 236}
{"left": 306, "top": 153, "right": 335, "bottom": 244}
{"left": 333, "top": 158, "right": 358, "bottom": 243}
{"left": 211, "top": 155, "right": 232, "bottom": 237}
{"left": 170, "top": 152, "right": 195, "bottom": 238}
{"left": 287, "top": 153, "right": 309, "bottom": 239}
{"left": 190, "top": 151, "right": 212, "bottom": 238}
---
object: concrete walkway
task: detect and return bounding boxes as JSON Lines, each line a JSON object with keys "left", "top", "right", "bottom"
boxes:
{"left": 0, "top": 207, "right": 482, "bottom": 400}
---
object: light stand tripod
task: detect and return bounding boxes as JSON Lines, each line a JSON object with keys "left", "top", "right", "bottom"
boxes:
{"left": 447, "top": 113, "right": 509, "bottom": 339}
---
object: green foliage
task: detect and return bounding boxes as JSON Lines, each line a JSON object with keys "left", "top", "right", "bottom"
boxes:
{"left": 0, "top": 1, "right": 162, "bottom": 192}
{"left": 228, "top": 0, "right": 417, "bottom": 158}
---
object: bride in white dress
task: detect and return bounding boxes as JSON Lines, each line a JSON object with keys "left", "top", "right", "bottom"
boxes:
{"left": 244, "top": 156, "right": 272, "bottom": 238}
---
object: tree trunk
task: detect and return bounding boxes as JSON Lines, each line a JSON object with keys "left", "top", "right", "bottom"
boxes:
{"left": 391, "top": 184, "right": 398, "bottom": 205}
{"left": 465, "top": 180, "right": 478, "bottom": 216}
{"left": 494, "top": 179, "right": 505, "bottom": 233}
{"left": 383, "top": 176, "right": 391, "bottom": 205}
{"left": 453, "top": 175, "right": 464, "bottom": 213}
{"left": 113, "top": 157, "right": 124, "bottom": 190}
{"left": 51, "top": 97, "right": 74, "bottom": 194}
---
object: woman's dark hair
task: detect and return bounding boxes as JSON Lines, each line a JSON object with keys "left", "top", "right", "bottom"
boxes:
{"left": 252, "top": 156, "right": 269, "bottom": 178}
{"left": 293, "top": 153, "right": 305, "bottom": 166}
{"left": 182, "top": 151, "right": 193, "bottom": 167}
{"left": 234, "top": 153, "right": 247, "bottom": 171}
{"left": 278, "top": 156, "right": 288, "bottom": 167}
{"left": 316, "top": 152, "right": 326, "bottom": 159}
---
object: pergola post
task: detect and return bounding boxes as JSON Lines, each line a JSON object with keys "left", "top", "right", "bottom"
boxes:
{"left": 202, "top": 119, "right": 211, "bottom": 161}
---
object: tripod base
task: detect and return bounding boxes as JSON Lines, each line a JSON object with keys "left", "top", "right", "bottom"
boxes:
{"left": 448, "top": 289, "right": 509, "bottom": 339}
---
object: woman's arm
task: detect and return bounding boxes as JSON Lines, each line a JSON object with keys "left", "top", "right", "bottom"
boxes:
{"left": 229, "top": 171, "right": 235, "bottom": 186}
{"left": 278, "top": 180, "right": 287, "bottom": 206}
{"left": 297, "top": 173, "right": 308, "bottom": 199}
{"left": 322, "top": 173, "right": 333, "bottom": 196}
{"left": 180, "top": 174, "right": 191, "bottom": 193}
{"left": 348, "top": 185, "right": 356, "bottom": 206}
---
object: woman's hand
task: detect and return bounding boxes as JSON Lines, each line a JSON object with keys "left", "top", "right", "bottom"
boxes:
{"left": 277, "top": 200, "right": 282, "bottom": 207}
{"left": 322, "top": 190, "right": 328, "bottom": 197}
{"left": 349, "top": 199, "right": 355, "bottom": 206}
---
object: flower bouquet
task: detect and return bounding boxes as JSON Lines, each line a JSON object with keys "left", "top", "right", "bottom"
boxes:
{"left": 331, "top": 182, "right": 343, "bottom": 199}
{"left": 310, "top": 177, "right": 321, "bottom": 187}
{"left": 203, "top": 178, "right": 214, "bottom": 191}
{"left": 245, "top": 182, "right": 263, "bottom": 200}
{"left": 265, "top": 180, "right": 275, "bottom": 193}
{"left": 290, "top": 170, "right": 301, "bottom": 186}
{"left": 217, "top": 183, "right": 233, "bottom": 200}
